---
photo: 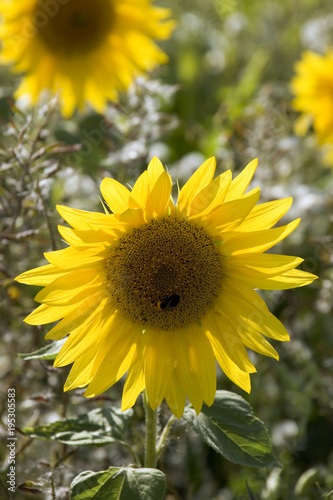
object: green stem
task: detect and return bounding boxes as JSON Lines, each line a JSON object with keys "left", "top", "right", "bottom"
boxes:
{"left": 143, "top": 390, "right": 158, "bottom": 468}
{"left": 156, "top": 414, "right": 176, "bottom": 458}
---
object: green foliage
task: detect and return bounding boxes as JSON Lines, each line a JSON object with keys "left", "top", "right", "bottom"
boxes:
{"left": 19, "top": 339, "right": 65, "bottom": 360}
{"left": 23, "top": 407, "right": 133, "bottom": 447}
{"left": 70, "top": 467, "right": 166, "bottom": 500}
{"left": 183, "top": 390, "right": 279, "bottom": 468}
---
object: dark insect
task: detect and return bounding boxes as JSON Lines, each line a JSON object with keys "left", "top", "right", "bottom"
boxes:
{"left": 157, "top": 294, "right": 180, "bottom": 311}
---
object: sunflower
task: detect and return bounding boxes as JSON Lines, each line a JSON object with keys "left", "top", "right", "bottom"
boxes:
{"left": 16, "top": 157, "right": 317, "bottom": 418}
{"left": 0, "top": 0, "right": 174, "bottom": 116}
{"left": 291, "top": 49, "right": 333, "bottom": 144}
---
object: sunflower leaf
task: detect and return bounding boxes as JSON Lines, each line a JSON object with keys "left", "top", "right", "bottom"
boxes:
{"left": 23, "top": 407, "right": 133, "bottom": 447}
{"left": 69, "top": 467, "right": 166, "bottom": 500}
{"left": 18, "top": 339, "right": 66, "bottom": 360}
{"left": 183, "top": 390, "right": 279, "bottom": 468}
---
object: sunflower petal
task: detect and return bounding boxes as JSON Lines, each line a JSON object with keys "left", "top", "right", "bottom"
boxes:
{"left": 24, "top": 303, "right": 76, "bottom": 325}
{"left": 100, "top": 177, "right": 131, "bottom": 214}
{"left": 34, "top": 268, "right": 103, "bottom": 305}
{"left": 221, "top": 219, "right": 300, "bottom": 255}
{"left": 122, "top": 357, "right": 146, "bottom": 411}
{"left": 58, "top": 225, "right": 116, "bottom": 247}
{"left": 225, "top": 158, "right": 258, "bottom": 200}
{"left": 248, "top": 269, "right": 318, "bottom": 290}
{"left": 203, "top": 318, "right": 252, "bottom": 393}
{"left": 47, "top": 292, "right": 110, "bottom": 341}
{"left": 131, "top": 170, "right": 149, "bottom": 206}
{"left": 44, "top": 246, "right": 107, "bottom": 269}
{"left": 84, "top": 316, "right": 140, "bottom": 397}
{"left": 220, "top": 280, "right": 290, "bottom": 341}
{"left": 207, "top": 187, "right": 260, "bottom": 232}
{"left": 205, "top": 311, "right": 256, "bottom": 373}
{"left": 238, "top": 197, "right": 293, "bottom": 231}
{"left": 147, "top": 156, "right": 166, "bottom": 186}
{"left": 178, "top": 157, "right": 216, "bottom": 214}
{"left": 145, "top": 172, "right": 172, "bottom": 216}
{"left": 57, "top": 205, "right": 106, "bottom": 231}
{"left": 165, "top": 371, "right": 187, "bottom": 419}
{"left": 145, "top": 329, "right": 174, "bottom": 410}
{"left": 188, "top": 170, "right": 232, "bottom": 217}
{"left": 16, "top": 264, "right": 65, "bottom": 286}
{"left": 174, "top": 325, "right": 216, "bottom": 412}
{"left": 225, "top": 253, "right": 304, "bottom": 279}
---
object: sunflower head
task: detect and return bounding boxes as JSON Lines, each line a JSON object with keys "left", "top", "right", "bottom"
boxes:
{"left": 16, "top": 157, "right": 317, "bottom": 418}
{"left": 0, "top": 0, "right": 175, "bottom": 116}
{"left": 291, "top": 49, "right": 333, "bottom": 144}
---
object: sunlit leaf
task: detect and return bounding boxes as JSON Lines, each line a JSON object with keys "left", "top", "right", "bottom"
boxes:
{"left": 183, "top": 390, "right": 279, "bottom": 468}
{"left": 18, "top": 339, "right": 65, "bottom": 360}
{"left": 70, "top": 467, "right": 166, "bottom": 500}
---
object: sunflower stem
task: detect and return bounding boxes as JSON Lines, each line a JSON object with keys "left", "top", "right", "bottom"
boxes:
{"left": 143, "top": 390, "right": 158, "bottom": 468}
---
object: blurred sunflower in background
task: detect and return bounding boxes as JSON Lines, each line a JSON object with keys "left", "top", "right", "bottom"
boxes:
{"left": 291, "top": 49, "right": 333, "bottom": 146}
{"left": 16, "top": 157, "right": 317, "bottom": 418}
{"left": 0, "top": 0, "right": 174, "bottom": 116}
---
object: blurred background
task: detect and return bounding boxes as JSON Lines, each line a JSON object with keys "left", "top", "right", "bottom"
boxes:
{"left": 0, "top": 0, "right": 332, "bottom": 498}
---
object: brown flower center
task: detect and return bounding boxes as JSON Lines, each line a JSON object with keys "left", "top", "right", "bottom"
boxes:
{"left": 105, "top": 217, "right": 224, "bottom": 331}
{"left": 35, "top": 0, "right": 113, "bottom": 55}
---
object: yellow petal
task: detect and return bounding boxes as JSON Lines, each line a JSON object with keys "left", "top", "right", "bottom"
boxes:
{"left": 145, "top": 171, "right": 172, "bottom": 216}
{"left": 24, "top": 303, "right": 76, "bottom": 325}
{"left": 58, "top": 225, "right": 116, "bottom": 247}
{"left": 86, "top": 213, "right": 127, "bottom": 232}
{"left": 225, "top": 253, "right": 304, "bottom": 279}
{"left": 44, "top": 246, "right": 107, "bottom": 269}
{"left": 221, "top": 219, "right": 300, "bottom": 255}
{"left": 238, "top": 197, "right": 293, "bottom": 231}
{"left": 147, "top": 156, "right": 166, "bottom": 186}
{"left": 204, "top": 311, "right": 256, "bottom": 373}
{"left": 115, "top": 207, "right": 146, "bottom": 227}
{"left": 16, "top": 264, "right": 65, "bottom": 286}
{"left": 46, "top": 291, "right": 110, "bottom": 340}
{"left": 203, "top": 317, "right": 252, "bottom": 393}
{"left": 188, "top": 170, "right": 232, "bottom": 217}
{"left": 165, "top": 370, "right": 187, "bottom": 419}
{"left": 248, "top": 269, "right": 318, "bottom": 290}
{"left": 64, "top": 346, "right": 101, "bottom": 391}
{"left": 207, "top": 187, "right": 260, "bottom": 232}
{"left": 54, "top": 298, "right": 113, "bottom": 366}
{"left": 174, "top": 324, "right": 216, "bottom": 412}
{"left": 238, "top": 327, "right": 279, "bottom": 360}
{"left": 178, "top": 157, "right": 216, "bottom": 214}
{"left": 34, "top": 268, "right": 103, "bottom": 305}
{"left": 122, "top": 357, "right": 146, "bottom": 411}
{"left": 84, "top": 316, "right": 140, "bottom": 397}
{"left": 57, "top": 205, "right": 109, "bottom": 231}
{"left": 220, "top": 280, "right": 290, "bottom": 341}
{"left": 100, "top": 177, "right": 131, "bottom": 214}
{"left": 131, "top": 170, "right": 149, "bottom": 207}
{"left": 145, "top": 329, "right": 174, "bottom": 410}
{"left": 225, "top": 158, "right": 258, "bottom": 201}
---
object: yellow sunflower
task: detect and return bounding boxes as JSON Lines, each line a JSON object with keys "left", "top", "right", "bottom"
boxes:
{"left": 0, "top": 0, "right": 174, "bottom": 116}
{"left": 16, "top": 157, "right": 317, "bottom": 418}
{"left": 291, "top": 49, "right": 333, "bottom": 144}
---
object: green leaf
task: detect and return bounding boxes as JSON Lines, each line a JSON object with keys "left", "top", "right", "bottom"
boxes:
{"left": 183, "top": 390, "right": 279, "bottom": 468}
{"left": 18, "top": 339, "right": 65, "bottom": 360}
{"left": 70, "top": 467, "right": 166, "bottom": 500}
{"left": 23, "top": 407, "right": 133, "bottom": 446}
